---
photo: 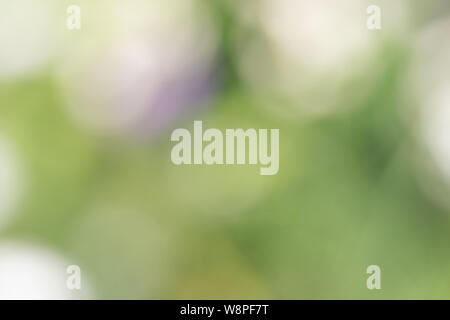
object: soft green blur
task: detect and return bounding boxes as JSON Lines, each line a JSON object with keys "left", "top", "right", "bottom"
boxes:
{"left": 1, "top": 0, "right": 450, "bottom": 299}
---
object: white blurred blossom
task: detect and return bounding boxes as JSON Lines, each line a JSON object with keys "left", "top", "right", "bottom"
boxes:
{"left": 58, "top": 0, "right": 218, "bottom": 137}
{"left": 422, "top": 83, "right": 450, "bottom": 181}
{"left": 260, "top": 0, "right": 370, "bottom": 72}
{"left": 410, "top": 18, "right": 450, "bottom": 197}
{"left": 234, "top": 0, "right": 410, "bottom": 119}
{"left": 0, "top": 242, "right": 93, "bottom": 299}
{"left": 0, "top": 0, "right": 60, "bottom": 81}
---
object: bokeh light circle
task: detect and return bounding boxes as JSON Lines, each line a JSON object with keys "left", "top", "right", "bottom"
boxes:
{"left": 407, "top": 17, "right": 450, "bottom": 209}
{"left": 233, "top": 0, "right": 410, "bottom": 120}
{"left": 0, "top": 0, "right": 59, "bottom": 81}
{"left": 58, "top": 0, "right": 219, "bottom": 138}
{"left": 0, "top": 241, "right": 93, "bottom": 299}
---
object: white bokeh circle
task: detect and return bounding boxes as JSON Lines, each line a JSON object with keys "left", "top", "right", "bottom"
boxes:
{"left": 0, "top": 241, "right": 93, "bottom": 299}
{"left": 0, "top": 0, "right": 59, "bottom": 81}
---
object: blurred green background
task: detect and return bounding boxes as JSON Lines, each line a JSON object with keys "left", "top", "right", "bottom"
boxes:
{"left": 1, "top": 0, "right": 450, "bottom": 299}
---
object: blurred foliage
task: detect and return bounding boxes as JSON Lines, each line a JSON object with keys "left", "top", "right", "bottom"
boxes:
{"left": 1, "top": 0, "right": 450, "bottom": 299}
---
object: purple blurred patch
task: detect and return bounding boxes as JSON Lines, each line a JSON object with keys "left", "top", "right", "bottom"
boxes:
{"left": 138, "top": 61, "right": 221, "bottom": 137}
